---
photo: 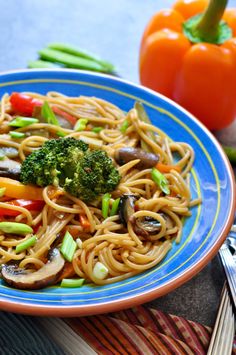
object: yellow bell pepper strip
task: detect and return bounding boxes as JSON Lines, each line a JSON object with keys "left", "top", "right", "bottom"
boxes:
{"left": 139, "top": 0, "right": 236, "bottom": 130}
{"left": 0, "top": 177, "right": 44, "bottom": 200}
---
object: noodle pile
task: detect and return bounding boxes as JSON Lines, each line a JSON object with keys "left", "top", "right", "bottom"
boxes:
{"left": 0, "top": 92, "right": 200, "bottom": 286}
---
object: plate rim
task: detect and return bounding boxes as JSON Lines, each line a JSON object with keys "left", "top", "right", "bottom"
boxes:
{"left": 0, "top": 68, "right": 235, "bottom": 316}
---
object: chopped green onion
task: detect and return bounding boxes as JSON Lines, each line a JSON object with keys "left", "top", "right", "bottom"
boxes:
{"left": 56, "top": 131, "right": 67, "bottom": 137}
{"left": 92, "top": 127, "right": 103, "bottom": 133}
{"left": 93, "top": 262, "right": 108, "bottom": 280}
{"left": 110, "top": 198, "right": 120, "bottom": 216}
{"left": 0, "top": 187, "right": 6, "bottom": 197}
{"left": 60, "top": 231, "right": 77, "bottom": 262}
{"left": 120, "top": 119, "right": 129, "bottom": 133}
{"left": 0, "top": 222, "right": 33, "bottom": 235}
{"left": 61, "top": 278, "right": 85, "bottom": 288}
{"left": 102, "top": 193, "right": 111, "bottom": 219}
{"left": 9, "top": 116, "right": 39, "bottom": 128}
{"left": 10, "top": 131, "right": 25, "bottom": 139}
{"left": 42, "top": 101, "right": 59, "bottom": 126}
{"left": 74, "top": 118, "right": 88, "bottom": 132}
{"left": 15, "top": 235, "right": 37, "bottom": 254}
{"left": 151, "top": 168, "right": 170, "bottom": 195}
{"left": 76, "top": 238, "right": 83, "bottom": 249}
{"left": 0, "top": 150, "right": 5, "bottom": 160}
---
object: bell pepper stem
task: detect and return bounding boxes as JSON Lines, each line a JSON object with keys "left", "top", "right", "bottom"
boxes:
{"left": 194, "top": 0, "right": 228, "bottom": 41}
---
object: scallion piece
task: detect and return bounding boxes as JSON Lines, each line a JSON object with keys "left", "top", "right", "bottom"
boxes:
{"left": 16, "top": 235, "right": 37, "bottom": 254}
{"left": 9, "top": 116, "right": 39, "bottom": 128}
{"left": 10, "top": 131, "right": 25, "bottom": 139}
{"left": 120, "top": 119, "right": 129, "bottom": 133}
{"left": 102, "top": 193, "right": 111, "bottom": 219}
{"left": 93, "top": 262, "right": 108, "bottom": 280}
{"left": 61, "top": 278, "right": 85, "bottom": 288}
{"left": 42, "top": 101, "right": 59, "bottom": 126}
{"left": 56, "top": 131, "right": 67, "bottom": 137}
{"left": 0, "top": 222, "right": 33, "bottom": 235}
{"left": 151, "top": 168, "right": 170, "bottom": 195}
{"left": 92, "top": 127, "right": 103, "bottom": 133}
{"left": 0, "top": 187, "right": 6, "bottom": 197}
{"left": 110, "top": 198, "right": 120, "bottom": 216}
{"left": 74, "top": 118, "right": 88, "bottom": 132}
{"left": 60, "top": 231, "right": 77, "bottom": 262}
{"left": 0, "top": 151, "right": 5, "bottom": 160}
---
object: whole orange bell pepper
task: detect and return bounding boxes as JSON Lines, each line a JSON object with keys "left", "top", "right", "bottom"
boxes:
{"left": 139, "top": 0, "right": 236, "bottom": 130}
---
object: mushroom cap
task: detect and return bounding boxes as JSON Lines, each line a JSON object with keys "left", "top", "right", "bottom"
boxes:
{"left": 1, "top": 249, "right": 65, "bottom": 290}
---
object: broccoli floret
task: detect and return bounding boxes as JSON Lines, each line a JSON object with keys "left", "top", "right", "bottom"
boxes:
{"left": 20, "top": 138, "right": 88, "bottom": 187}
{"left": 64, "top": 150, "right": 121, "bottom": 201}
{"left": 20, "top": 137, "right": 120, "bottom": 202}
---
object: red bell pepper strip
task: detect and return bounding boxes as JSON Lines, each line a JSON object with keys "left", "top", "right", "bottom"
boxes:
{"left": 10, "top": 93, "right": 42, "bottom": 116}
{"left": 0, "top": 199, "right": 45, "bottom": 216}
{"left": 52, "top": 106, "right": 77, "bottom": 126}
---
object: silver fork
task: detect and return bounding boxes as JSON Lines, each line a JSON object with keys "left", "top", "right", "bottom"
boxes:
{"left": 219, "top": 224, "right": 236, "bottom": 307}
{"left": 207, "top": 283, "right": 235, "bottom": 355}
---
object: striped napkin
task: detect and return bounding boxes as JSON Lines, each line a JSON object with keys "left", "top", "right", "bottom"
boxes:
{"left": 36, "top": 305, "right": 236, "bottom": 355}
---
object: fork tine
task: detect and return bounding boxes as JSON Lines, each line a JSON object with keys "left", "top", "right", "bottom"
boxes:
{"left": 207, "top": 284, "right": 235, "bottom": 355}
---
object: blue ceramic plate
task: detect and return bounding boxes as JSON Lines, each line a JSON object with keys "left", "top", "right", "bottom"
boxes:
{"left": 0, "top": 69, "right": 235, "bottom": 316}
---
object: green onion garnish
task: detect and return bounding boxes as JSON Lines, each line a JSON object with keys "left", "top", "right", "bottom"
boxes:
{"left": 93, "top": 262, "right": 108, "bottom": 280}
{"left": 120, "top": 119, "right": 129, "bottom": 133}
{"left": 0, "top": 150, "right": 5, "bottom": 160}
{"left": 151, "top": 168, "right": 170, "bottom": 195}
{"left": 74, "top": 118, "right": 88, "bottom": 132}
{"left": 0, "top": 222, "right": 33, "bottom": 235}
{"left": 60, "top": 231, "right": 77, "bottom": 262}
{"left": 92, "top": 127, "right": 103, "bottom": 133}
{"left": 9, "top": 116, "right": 39, "bottom": 128}
{"left": 102, "top": 193, "right": 111, "bottom": 219}
{"left": 110, "top": 198, "right": 120, "bottom": 216}
{"left": 56, "top": 131, "right": 67, "bottom": 137}
{"left": 42, "top": 101, "right": 59, "bottom": 126}
{"left": 0, "top": 187, "right": 6, "bottom": 197}
{"left": 10, "top": 132, "right": 26, "bottom": 139}
{"left": 16, "top": 235, "right": 37, "bottom": 254}
{"left": 61, "top": 278, "right": 85, "bottom": 288}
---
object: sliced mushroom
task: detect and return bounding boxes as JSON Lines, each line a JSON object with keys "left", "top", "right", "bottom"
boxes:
{"left": 0, "top": 158, "right": 21, "bottom": 179}
{"left": 1, "top": 248, "right": 65, "bottom": 290}
{"left": 119, "top": 194, "right": 164, "bottom": 238}
{"left": 115, "top": 147, "right": 159, "bottom": 169}
{"left": 0, "top": 147, "right": 18, "bottom": 159}
{"left": 119, "top": 194, "right": 139, "bottom": 226}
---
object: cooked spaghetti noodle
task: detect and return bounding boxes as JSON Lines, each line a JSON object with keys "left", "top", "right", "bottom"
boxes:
{"left": 0, "top": 92, "right": 201, "bottom": 288}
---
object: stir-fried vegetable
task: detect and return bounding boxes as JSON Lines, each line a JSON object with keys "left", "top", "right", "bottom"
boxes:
{"left": 79, "top": 214, "right": 90, "bottom": 230}
{"left": 156, "top": 162, "right": 181, "bottom": 173}
{"left": 10, "top": 93, "right": 42, "bottom": 116}
{"left": 9, "top": 116, "right": 39, "bottom": 128}
{"left": 74, "top": 118, "right": 88, "bottom": 132}
{"left": 120, "top": 119, "right": 129, "bottom": 133}
{"left": 0, "top": 222, "right": 33, "bottom": 235}
{"left": 110, "top": 198, "right": 120, "bottom": 216}
{"left": 52, "top": 106, "right": 77, "bottom": 126}
{"left": 102, "top": 193, "right": 111, "bottom": 219}
{"left": 0, "top": 199, "right": 45, "bottom": 216}
{"left": 15, "top": 235, "right": 37, "bottom": 253}
{"left": 42, "top": 101, "right": 59, "bottom": 126}
{"left": 9, "top": 132, "right": 26, "bottom": 139}
{"left": 60, "top": 231, "right": 77, "bottom": 262}
{"left": 93, "top": 262, "right": 109, "bottom": 280}
{"left": 0, "top": 187, "right": 6, "bottom": 197}
{"left": 151, "top": 168, "right": 170, "bottom": 195}
{"left": 0, "top": 177, "right": 44, "bottom": 200}
{"left": 92, "top": 127, "right": 103, "bottom": 133}
{"left": 61, "top": 278, "right": 85, "bottom": 288}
